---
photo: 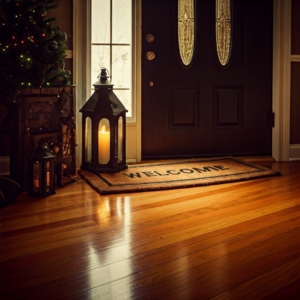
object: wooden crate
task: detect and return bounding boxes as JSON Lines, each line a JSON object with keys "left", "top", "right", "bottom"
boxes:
{"left": 10, "top": 86, "right": 77, "bottom": 190}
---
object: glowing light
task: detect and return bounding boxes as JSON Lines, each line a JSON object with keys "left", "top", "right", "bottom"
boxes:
{"left": 27, "top": 58, "right": 31, "bottom": 61}
{"left": 20, "top": 55, "right": 23, "bottom": 57}
{"left": 46, "top": 82, "right": 50, "bottom": 86}
{"left": 12, "top": 36, "right": 15, "bottom": 39}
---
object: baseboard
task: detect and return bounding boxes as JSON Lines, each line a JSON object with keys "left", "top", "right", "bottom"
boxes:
{"left": 289, "top": 144, "right": 300, "bottom": 161}
{"left": 0, "top": 156, "right": 10, "bottom": 175}
{"left": 126, "top": 158, "right": 137, "bottom": 164}
{"left": 239, "top": 156, "right": 276, "bottom": 164}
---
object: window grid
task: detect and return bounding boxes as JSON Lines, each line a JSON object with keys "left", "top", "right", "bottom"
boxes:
{"left": 91, "top": 0, "right": 132, "bottom": 117}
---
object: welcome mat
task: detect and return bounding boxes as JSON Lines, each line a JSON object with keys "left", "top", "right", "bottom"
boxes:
{"left": 78, "top": 157, "right": 281, "bottom": 195}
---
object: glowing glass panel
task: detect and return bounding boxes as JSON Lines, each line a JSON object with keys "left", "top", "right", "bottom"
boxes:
{"left": 85, "top": 117, "right": 92, "bottom": 162}
{"left": 216, "top": 0, "right": 232, "bottom": 66}
{"left": 178, "top": 0, "right": 195, "bottom": 66}
{"left": 98, "top": 119, "right": 110, "bottom": 165}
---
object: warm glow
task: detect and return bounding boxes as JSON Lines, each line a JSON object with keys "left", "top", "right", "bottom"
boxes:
{"left": 98, "top": 122, "right": 110, "bottom": 164}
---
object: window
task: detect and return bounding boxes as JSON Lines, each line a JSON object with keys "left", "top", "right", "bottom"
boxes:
{"left": 91, "top": 0, "right": 133, "bottom": 117}
{"left": 178, "top": 0, "right": 195, "bottom": 66}
{"left": 216, "top": 0, "right": 232, "bottom": 66}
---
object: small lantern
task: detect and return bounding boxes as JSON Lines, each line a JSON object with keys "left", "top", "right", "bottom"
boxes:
{"left": 28, "top": 143, "right": 56, "bottom": 196}
{"left": 80, "top": 68, "right": 128, "bottom": 173}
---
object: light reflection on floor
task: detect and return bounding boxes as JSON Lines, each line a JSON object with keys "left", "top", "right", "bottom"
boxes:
{"left": 87, "top": 194, "right": 134, "bottom": 298}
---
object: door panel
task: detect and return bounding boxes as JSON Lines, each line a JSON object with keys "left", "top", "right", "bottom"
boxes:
{"left": 142, "top": 0, "right": 273, "bottom": 159}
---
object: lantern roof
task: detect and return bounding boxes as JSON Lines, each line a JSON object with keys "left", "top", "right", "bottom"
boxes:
{"left": 29, "top": 143, "right": 55, "bottom": 160}
{"left": 80, "top": 68, "right": 128, "bottom": 116}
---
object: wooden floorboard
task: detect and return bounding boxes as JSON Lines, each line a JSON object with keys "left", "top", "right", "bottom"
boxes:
{"left": 0, "top": 161, "right": 300, "bottom": 299}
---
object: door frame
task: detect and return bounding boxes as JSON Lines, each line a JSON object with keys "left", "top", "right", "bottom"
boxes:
{"left": 73, "top": 0, "right": 291, "bottom": 165}
{"left": 272, "top": 0, "right": 292, "bottom": 161}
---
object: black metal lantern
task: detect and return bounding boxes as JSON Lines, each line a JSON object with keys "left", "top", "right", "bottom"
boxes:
{"left": 80, "top": 68, "right": 128, "bottom": 173}
{"left": 28, "top": 143, "right": 56, "bottom": 196}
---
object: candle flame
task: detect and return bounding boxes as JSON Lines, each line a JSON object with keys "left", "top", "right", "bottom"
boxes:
{"left": 102, "top": 125, "right": 106, "bottom": 133}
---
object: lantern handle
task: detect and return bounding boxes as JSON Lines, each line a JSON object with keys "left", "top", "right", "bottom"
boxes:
{"left": 97, "top": 67, "right": 110, "bottom": 80}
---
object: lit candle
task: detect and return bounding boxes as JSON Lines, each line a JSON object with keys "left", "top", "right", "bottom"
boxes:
{"left": 98, "top": 125, "right": 110, "bottom": 164}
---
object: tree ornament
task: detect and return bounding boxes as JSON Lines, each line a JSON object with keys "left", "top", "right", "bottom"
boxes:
{"left": 49, "top": 41, "right": 58, "bottom": 50}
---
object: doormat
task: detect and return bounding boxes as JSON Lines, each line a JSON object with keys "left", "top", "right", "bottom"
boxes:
{"left": 78, "top": 157, "right": 281, "bottom": 195}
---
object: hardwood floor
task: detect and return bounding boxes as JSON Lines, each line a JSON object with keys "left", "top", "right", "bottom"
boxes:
{"left": 0, "top": 161, "right": 300, "bottom": 300}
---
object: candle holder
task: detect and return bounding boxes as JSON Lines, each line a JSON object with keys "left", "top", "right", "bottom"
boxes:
{"left": 27, "top": 142, "right": 56, "bottom": 196}
{"left": 80, "top": 68, "right": 128, "bottom": 173}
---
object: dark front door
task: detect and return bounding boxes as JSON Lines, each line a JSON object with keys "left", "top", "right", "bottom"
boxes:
{"left": 142, "top": 0, "right": 273, "bottom": 159}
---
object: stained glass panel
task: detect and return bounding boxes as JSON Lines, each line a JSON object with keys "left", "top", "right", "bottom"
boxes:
{"left": 178, "top": 0, "right": 195, "bottom": 66}
{"left": 216, "top": 0, "right": 232, "bottom": 66}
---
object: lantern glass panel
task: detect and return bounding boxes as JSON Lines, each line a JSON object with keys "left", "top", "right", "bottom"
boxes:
{"left": 85, "top": 117, "right": 92, "bottom": 162}
{"left": 98, "top": 118, "right": 110, "bottom": 164}
{"left": 46, "top": 161, "right": 50, "bottom": 192}
{"left": 33, "top": 161, "right": 41, "bottom": 193}
{"left": 118, "top": 117, "right": 123, "bottom": 162}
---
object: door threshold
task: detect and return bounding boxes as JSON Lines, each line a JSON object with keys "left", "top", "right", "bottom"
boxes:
{"left": 238, "top": 156, "right": 276, "bottom": 164}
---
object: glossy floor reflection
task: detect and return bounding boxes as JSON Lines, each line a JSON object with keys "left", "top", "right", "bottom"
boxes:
{"left": 0, "top": 162, "right": 300, "bottom": 299}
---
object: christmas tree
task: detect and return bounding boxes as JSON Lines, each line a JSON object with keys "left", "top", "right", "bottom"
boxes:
{"left": 0, "top": 0, "right": 70, "bottom": 118}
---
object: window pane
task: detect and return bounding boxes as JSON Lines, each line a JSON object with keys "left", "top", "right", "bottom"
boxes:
{"left": 112, "top": 0, "right": 132, "bottom": 44}
{"left": 112, "top": 45, "right": 131, "bottom": 88}
{"left": 92, "top": 0, "right": 110, "bottom": 43}
{"left": 91, "top": 45, "right": 110, "bottom": 87}
{"left": 114, "top": 89, "right": 132, "bottom": 117}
